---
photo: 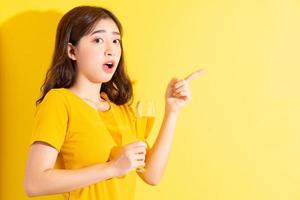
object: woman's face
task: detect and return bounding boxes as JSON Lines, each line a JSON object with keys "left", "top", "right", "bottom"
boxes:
{"left": 71, "top": 18, "right": 122, "bottom": 83}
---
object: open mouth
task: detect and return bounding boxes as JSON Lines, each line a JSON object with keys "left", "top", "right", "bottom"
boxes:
{"left": 102, "top": 61, "right": 115, "bottom": 73}
{"left": 105, "top": 63, "right": 114, "bottom": 69}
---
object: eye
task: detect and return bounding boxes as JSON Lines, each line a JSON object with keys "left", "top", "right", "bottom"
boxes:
{"left": 94, "top": 38, "right": 104, "bottom": 43}
{"left": 113, "top": 39, "right": 121, "bottom": 45}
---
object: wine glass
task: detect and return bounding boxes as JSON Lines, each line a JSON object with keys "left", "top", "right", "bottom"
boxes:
{"left": 135, "top": 100, "right": 156, "bottom": 172}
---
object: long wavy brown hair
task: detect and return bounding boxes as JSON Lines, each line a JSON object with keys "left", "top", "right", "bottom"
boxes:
{"left": 36, "top": 6, "right": 133, "bottom": 106}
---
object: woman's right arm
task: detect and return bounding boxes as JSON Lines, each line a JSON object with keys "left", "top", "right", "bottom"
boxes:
{"left": 24, "top": 141, "right": 147, "bottom": 197}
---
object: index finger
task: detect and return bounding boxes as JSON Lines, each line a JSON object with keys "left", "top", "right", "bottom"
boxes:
{"left": 184, "top": 69, "right": 205, "bottom": 82}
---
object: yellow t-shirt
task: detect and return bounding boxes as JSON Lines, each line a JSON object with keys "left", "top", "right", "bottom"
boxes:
{"left": 30, "top": 88, "right": 139, "bottom": 200}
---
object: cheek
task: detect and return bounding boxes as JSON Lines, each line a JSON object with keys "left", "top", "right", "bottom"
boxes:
{"left": 116, "top": 48, "right": 122, "bottom": 60}
{"left": 77, "top": 47, "right": 103, "bottom": 67}
{"left": 82, "top": 45, "right": 102, "bottom": 58}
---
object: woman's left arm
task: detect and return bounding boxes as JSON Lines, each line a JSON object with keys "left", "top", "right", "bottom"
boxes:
{"left": 138, "top": 70, "right": 203, "bottom": 185}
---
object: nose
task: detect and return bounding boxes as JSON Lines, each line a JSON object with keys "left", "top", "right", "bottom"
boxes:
{"left": 104, "top": 43, "right": 116, "bottom": 57}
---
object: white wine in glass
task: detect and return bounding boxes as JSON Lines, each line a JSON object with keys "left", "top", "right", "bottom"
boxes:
{"left": 135, "top": 100, "right": 155, "bottom": 172}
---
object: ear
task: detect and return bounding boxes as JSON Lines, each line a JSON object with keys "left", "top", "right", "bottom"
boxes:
{"left": 67, "top": 43, "right": 77, "bottom": 60}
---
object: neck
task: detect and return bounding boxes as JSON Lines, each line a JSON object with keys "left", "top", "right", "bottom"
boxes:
{"left": 69, "top": 77, "right": 102, "bottom": 102}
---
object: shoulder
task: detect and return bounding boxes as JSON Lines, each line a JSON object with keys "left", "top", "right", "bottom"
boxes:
{"left": 38, "top": 88, "right": 69, "bottom": 109}
{"left": 43, "top": 88, "right": 67, "bottom": 100}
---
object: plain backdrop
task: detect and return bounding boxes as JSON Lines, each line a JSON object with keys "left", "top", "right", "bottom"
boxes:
{"left": 1, "top": 0, "right": 300, "bottom": 199}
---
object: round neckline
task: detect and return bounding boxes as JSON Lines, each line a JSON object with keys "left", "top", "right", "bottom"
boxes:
{"left": 61, "top": 88, "right": 112, "bottom": 113}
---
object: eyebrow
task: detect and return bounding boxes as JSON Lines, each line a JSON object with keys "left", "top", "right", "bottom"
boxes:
{"left": 91, "top": 29, "right": 120, "bottom": 36}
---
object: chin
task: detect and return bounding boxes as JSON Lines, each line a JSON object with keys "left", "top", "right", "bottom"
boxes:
{"left": 102, "top": 78, "right": 113, "bottom": 83}
{"left": 94, "top": 75, "right": 114, "bottom": 83}
{"left": 89, "top": 70, "right": 116, "bottom": 83}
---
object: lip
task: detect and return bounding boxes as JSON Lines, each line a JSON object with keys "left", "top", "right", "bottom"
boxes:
{"left": 102, "top": 64, "right": 114, "bottom": 73}
{"left": 102, "top": 60, "right": 116, "bottom": 74}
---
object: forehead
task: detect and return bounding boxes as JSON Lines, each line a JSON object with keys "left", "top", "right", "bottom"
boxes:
{"left": 90, "top": 18, "right": 120, "bottom": 34}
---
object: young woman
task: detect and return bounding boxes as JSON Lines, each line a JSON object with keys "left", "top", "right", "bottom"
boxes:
{"left": 24, "top": 5, "right": 201, "bottom": 200}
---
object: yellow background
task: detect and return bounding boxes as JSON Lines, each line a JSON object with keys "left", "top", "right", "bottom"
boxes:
{"left": 1, "top": 0, "right": 300, "bottom": 199}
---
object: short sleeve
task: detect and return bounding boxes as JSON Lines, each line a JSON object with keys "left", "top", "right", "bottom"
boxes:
{"left": 30, "top": 90, "right": 69, "bottom": 151}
